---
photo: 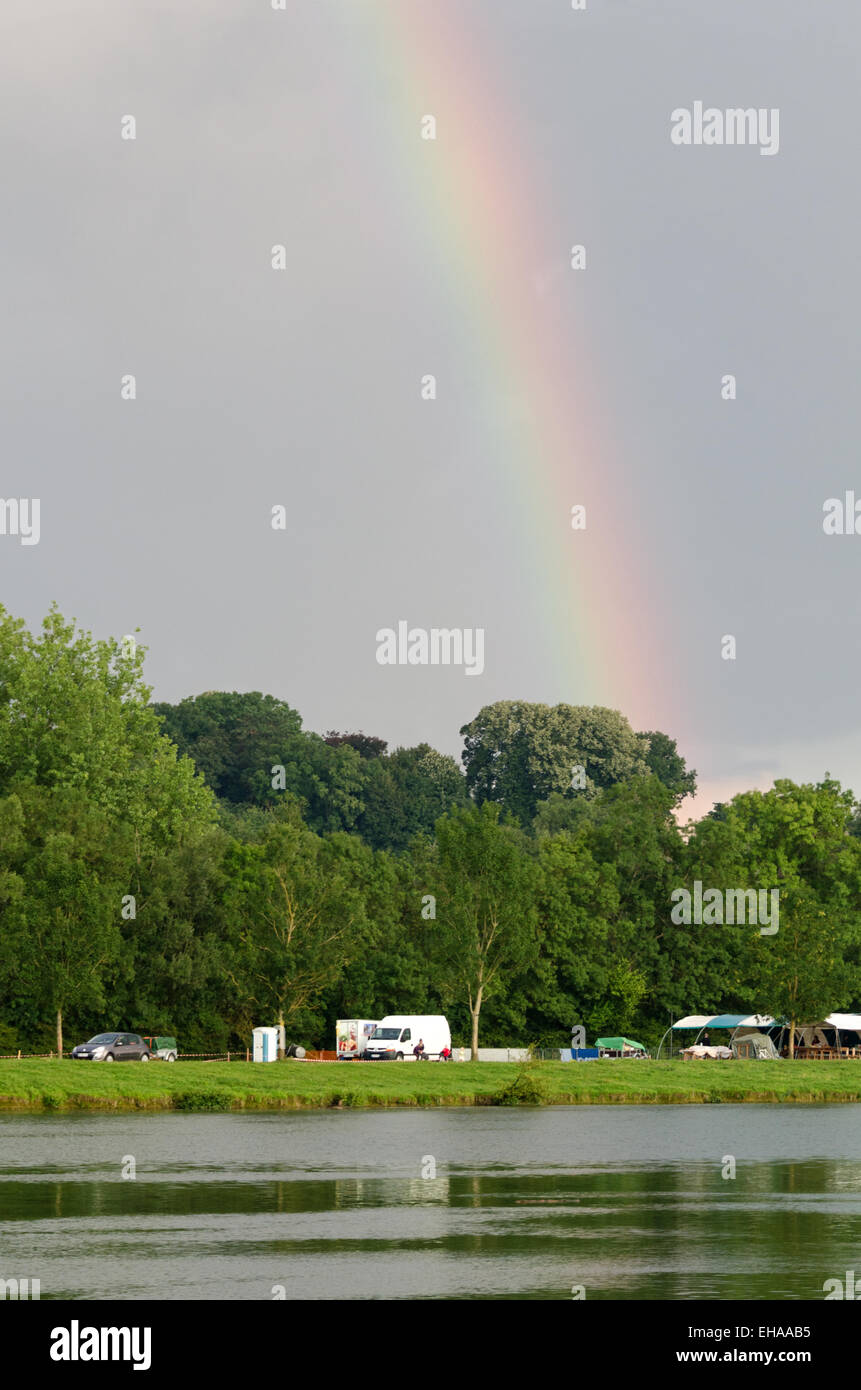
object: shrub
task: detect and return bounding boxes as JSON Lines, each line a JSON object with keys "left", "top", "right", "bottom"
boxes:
{"left": 172, "top": 1091, "right": 228, "bottom": 1112}
{"left": 491, "top": 1065, "right": 547, "bottom": 1106}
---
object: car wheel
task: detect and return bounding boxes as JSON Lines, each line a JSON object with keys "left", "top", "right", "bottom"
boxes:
{"left": 167, "top": 1053, "right": 176, "bottom": 1062}
{"left": 104, "top": 1054, "right": 114, "bottom": 1062}
{"left": 140, "top": 1053, "right": 150, "bottom": 1062}
{"left": 396, "top": 1052, "right": 404, "bottom": 1061}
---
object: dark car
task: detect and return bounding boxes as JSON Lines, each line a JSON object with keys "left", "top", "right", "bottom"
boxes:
{"left": 71, "top": 1032, "right": 151, "bottom": 1062}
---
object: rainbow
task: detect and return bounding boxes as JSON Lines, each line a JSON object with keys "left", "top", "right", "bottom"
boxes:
{"left": 341, "top": 1, "right": 672, "bottom": 734}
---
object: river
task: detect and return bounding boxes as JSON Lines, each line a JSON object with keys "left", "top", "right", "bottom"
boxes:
{"left": 1, "top": 1105, "right": 859, "bottom": 1299}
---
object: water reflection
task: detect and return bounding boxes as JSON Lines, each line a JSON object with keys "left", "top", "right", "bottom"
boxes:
{"left": 1, "top": 1106, "right": 860, "bottom": 1300}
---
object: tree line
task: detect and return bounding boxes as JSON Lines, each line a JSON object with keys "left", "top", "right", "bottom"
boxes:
{"left": 1, "top": 604, "right": 860, "bottom": 1058}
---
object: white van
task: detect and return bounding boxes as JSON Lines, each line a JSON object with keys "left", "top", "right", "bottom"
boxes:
{"left": 364, "top": 1015, "right": 451, "bottom": 1061}
{"left": 336, "top": 1019, "right": 379, "bottom": 1060}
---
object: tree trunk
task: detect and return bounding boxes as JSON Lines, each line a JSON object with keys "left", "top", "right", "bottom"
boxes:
{"left": 470, "top": 986, "right": 483, "bottom": 1060}
{"left": 788, "top": 1020, "right": 796, "bottom": 1059}
{"left": 277, "top": 1010, "right": 286, "bottom": 1060}
{"left": 56, "top": 1009, "right": 63, "bottom": 1059}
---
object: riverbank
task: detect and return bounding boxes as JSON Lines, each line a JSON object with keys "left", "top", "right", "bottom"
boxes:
{"left": 4, "top": 1058, "right": 861, "bottom": 1110}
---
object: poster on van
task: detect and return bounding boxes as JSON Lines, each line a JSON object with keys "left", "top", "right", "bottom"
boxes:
{"left": 336, "top": 1021, "right": 358, "bottom": 1057}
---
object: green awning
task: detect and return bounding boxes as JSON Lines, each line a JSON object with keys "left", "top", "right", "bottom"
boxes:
{"left": 596, "top": 1037, "right": 646, "bottom": 1051}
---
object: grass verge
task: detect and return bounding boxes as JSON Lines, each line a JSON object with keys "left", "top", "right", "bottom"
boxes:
{"left": 2, "top": 1058, "right": 861, "bottom": 1112}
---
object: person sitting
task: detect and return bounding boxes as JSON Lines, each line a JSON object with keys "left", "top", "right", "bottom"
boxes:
{"left": 413, "top": 1038, "right": 426, "bottom": 1060}
{"left": 440, "top": 1045, "right": 451, "bottom": 1062}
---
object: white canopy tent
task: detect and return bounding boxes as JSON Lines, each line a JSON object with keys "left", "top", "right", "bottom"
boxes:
{"left": 824, "top": 1014, "right": 861, "bottom": 1031}
{"left": 658, "top": 1012, "right": 861, "bottom": 1058}
{"left": 657, "top": 1013, "right": 776, "bottom": 1057}
{"left": 785, "top": 1014, "right": 861, "bottom": 1055}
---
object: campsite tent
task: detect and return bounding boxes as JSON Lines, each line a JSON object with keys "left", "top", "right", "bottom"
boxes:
{"left": 823, "top": 1013, "right": 861, "bottom": 1034}
{"left": 739, "top": 1014, "right": 861, "bottom": 1056}
{"left": 656, "top": 1014, "right": 776, "bottom": 1058}
{"left": 732, "top": 1031, "right": 780, "bottom": 1060}
{"left": 778, "top": 1014, "right": 861, "bottom": 1055}
{"left": 596, "top": 1036, "right": 648, "bottom": 1057}
{"left": 659, "top": 1011, "right": 861, "bottom": 1059}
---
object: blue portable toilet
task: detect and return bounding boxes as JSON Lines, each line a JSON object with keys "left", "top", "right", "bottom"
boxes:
{"left": 252, "top": 1026, "right": 279, "bottom": 1062}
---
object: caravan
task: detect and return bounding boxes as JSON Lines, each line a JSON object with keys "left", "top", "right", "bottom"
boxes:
{"left": 336, "top": 1019, "right": 379, "bottom": 1060}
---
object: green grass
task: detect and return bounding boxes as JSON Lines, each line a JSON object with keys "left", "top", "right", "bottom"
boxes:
{"left": 3, "top": 1058, "right": 861, "bottom": 1111}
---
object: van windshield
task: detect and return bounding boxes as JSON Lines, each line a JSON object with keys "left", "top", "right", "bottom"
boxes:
{"left": 370, "top": 1028, "right": 401, "bottom": 1040}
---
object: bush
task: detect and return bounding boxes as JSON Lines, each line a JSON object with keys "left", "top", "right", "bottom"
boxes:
{"left": 491, "top": 1065, "right": 547, "bottom": 1106}
{"left": 172, "top": 1091, "right": 228, "bottom": 1112}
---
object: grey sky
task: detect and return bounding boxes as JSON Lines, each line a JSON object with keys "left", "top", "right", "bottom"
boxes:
{"left": 2, "top": 0, "right": 858, "bottom": 817}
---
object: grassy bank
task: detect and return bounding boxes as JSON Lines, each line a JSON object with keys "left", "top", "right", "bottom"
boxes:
{"left": 4, "top": 1058, "right": 861, "bottom": 1111}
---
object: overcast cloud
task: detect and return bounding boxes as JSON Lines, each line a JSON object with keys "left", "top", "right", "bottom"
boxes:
{"left": 2, "top": 0, "right": 858, "bottom": 817}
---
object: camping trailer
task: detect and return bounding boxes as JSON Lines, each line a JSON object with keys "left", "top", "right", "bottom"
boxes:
{"left": 336, "top": 1019, "right": 379, "bottom": 1060}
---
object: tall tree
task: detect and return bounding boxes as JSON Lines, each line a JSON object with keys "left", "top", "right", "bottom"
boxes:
{"left": 1, "top": 787, "right": 129, "bottom": 1054}
{"left": 156, "top": 692, "right": 371, "bottom": 833}
{"left": 751, "top": 882, "right": 859, "bottom": 1056}
{"left": 460, "top": 702, "right": 650, "bottom": 826}
{"left": 561, "top": 776, "right": 688, "bottom": 1038}
{"left": 690, "top": 778, "right": 861, "bottom": 1052}
{"left": 0, "top": 605, "right": 216, "bottom": 1050}
{"left": 357, "top": 744, "right": 469, "bottom": 852}
{"left": 0, "top": 606, "right": 214, "bottom": 848}
{"left": 432, "top": 803, "right": 539, "bottom": 1057}
{"left": 116, "top": 825, "right": 235, "bottom": 1049}
{"left": 152, "top": 691, "right": 303, "bottom": 803}
{"left": 324, "top": 731, "right": 388, "bottom": 759}
{"left": 224, "top": 806, "right": 371, "bottom": 1044}
{"left": 638, "top": 730, "right": 697, "bottom": 804}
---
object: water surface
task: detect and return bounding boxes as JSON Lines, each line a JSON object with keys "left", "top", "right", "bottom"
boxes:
{"left": 1, "top": 1105, "right": 859, "bottom": 1299}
